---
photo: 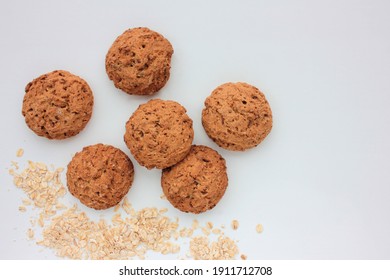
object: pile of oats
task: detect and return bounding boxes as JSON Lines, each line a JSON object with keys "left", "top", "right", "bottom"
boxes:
{"left": 10, "top": 152, "right": 245, "bottom": 260}
{"left": 10, "top": 159, "right": 66, "bottom": 228}
{"left": 189, "top": 235, "right": 238, "bottom": 260}
{"left": 37, "top": 199, "right": 180, "bottom": 259}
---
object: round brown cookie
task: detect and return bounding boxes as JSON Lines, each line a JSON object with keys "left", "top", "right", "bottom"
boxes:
{"left": 66, "top": 144, "right": 134, "bottom": 210}
{"left": 202, "top": 82, "right": 273, "bottom": 151}
{"left": 124, "top": 99, "right": 194, "bottom": 169}
{"left": 22, "top": 70, "right": 94, "bottom": 140}
{"left": 161, "top": 145, "right": 228, "bottom": 214}
{"left": 105, "top": 27, "right": 174, "bottom": 95}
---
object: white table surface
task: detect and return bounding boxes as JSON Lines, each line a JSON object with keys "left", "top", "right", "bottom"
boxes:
{"left": 1, "top": 0, "right": 390, "bottom": 259}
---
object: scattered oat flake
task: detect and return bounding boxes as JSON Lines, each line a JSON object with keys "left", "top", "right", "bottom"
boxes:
{"left": 212, "top": 228, "right": 221, "bottom": 235}
{"left": 114, "top": 203, "right": 121, "bottom": 212}
{"left": 160, "top": 194, "right": 167, "bottom": 200}
{"left": 55, "top": 203, "right": 67, "bottom": 210}
{"left": 180, "top": 227, "right": 193, "bottom": 238}
{"left": 206, "top": 222, "right": 213, "bottom": 229}
{"left": 27, "top": 228, "right": 34, "bottom": 239}
{"left": 11, "top": 161, "right": 19, "bottom": 170}
{"left": 231, "top": 220, "right": 239, "bottom": 230}
{"left": 18, "top": 206, "right": 27, "bottom": 212}
{"left": 16, "top": 148, "right": 24, "bottom": 157}
{"left": 22, "top": 199, "right": 32, "bottom": 206}
{"left": 256, "top": 224, "right": 264, "bottom": 233}
{"left": 192, "top": 219, "right": 199, "bottom": 230}
{"left": 201, "top": 227, "right": 211, "bottom": 236}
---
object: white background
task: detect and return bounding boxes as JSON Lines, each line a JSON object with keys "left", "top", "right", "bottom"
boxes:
{"left": 0, "top": 0, "right": 390, "bottom": 260}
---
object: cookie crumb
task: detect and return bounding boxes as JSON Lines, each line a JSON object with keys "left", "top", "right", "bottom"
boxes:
{"left": 231, "top": 220, "right": 239, "bottom": 230}
{"left": 256, "top": 224, "right": 264, "bottom": 233}
{"left": 241, "top": 254, "right": 247, "bottom": 260}
{"left": 16, "top": 148, "right": 24, "bottom": 157}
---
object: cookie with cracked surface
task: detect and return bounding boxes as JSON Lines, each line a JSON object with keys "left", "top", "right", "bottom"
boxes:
{"left": 22, "top": 70, "right": 94, "bottom": 140}
{"left": 124, "top": 99, "right": 194, "bottom": 169}
{"left": 66, "top": 144, "right": 134, "bottom": 210}
{"left": 161, "top": 145, "right": 228, "bottom": 214}
{"left": 105, "top": 27, "right": 174, "bottom": 95}
{"left": 202, "top": 82, "right": 272, "bottom": 151}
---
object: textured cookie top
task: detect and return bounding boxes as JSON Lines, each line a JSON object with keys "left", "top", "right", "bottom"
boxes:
{"left": 161, "top": 145, "right": 228, "bottom": 214}
{"left": 124, "top": 99, "right": 194, "bottom": 169}
{"left": 22, "top": 70, "right": 94, "bottom": 140}
{"left": 66, "top": 144, "right": 134, "bottom": 210}
{"left": 202, "top": 82, "right": 272, "bottom": 151}
{"left": 105, "top": 27, "right": 174, "bottom": 95}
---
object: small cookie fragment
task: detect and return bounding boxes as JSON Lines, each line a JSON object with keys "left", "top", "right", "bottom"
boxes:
{"left": 105, "top": 27, "right": 174, "bottom": 95}
{"left": 124, "top": 99, "right": 194, "bottom": 169}
{"left": 202, "top": 82, "right": 272, "bottom": 151}
{"left": 66, "top": 144, "right": 134, "bottom": 210}
{"left": 22, "top": 70, "right": 94, "bottom": 140}
{"left": 161, "top": 145, "right": 228, "bottom": 214}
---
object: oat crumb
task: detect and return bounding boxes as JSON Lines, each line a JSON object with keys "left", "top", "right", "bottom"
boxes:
{"left": 256, "top": 224, "right": 264, "bottom": 233}
{"left": 241, "top": 254, "right": 247, "bottom": 260}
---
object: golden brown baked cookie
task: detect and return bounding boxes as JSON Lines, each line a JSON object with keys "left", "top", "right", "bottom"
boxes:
{"left": 22, "top": 70, "right": 94, "bottom": 140}
{"left": 66, "top": 144, "right": 134, "bottom": 210}
{"left": 124, "top": 99, "right": 194, "bottom": 169}
{"left": 161, "top": 145, "right": 228, "bottom": 214}
{"left": 105, "top": 27, "right": 173, "bottom": 95}
{"left": 202, "top": 82, "right": 272, "bottom": 151}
